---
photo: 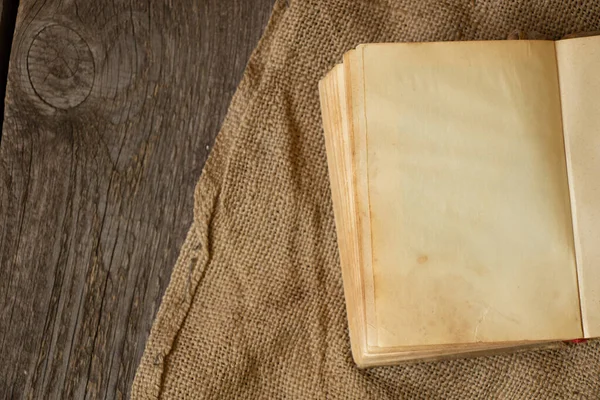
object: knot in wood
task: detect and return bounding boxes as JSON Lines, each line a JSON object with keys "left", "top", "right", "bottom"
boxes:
{"left": 27, "top": 24, "right": 94, "bottom": 109}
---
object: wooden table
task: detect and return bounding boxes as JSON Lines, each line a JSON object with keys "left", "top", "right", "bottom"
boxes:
{"left": 0, "top": 0, "right": 274, "bottom": 398}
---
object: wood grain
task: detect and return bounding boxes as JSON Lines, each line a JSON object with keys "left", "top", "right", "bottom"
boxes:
{"left": 0, "top": 0, "right": 274, "bottom": 398}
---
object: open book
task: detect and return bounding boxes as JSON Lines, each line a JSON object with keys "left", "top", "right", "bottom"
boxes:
{"left": 319, "top": 36, "right": 600, "bottom": 367}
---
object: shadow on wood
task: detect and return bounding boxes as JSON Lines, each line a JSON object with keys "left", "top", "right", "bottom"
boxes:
{"left": 0, "top": 0, "right": 19, "bottom": 142}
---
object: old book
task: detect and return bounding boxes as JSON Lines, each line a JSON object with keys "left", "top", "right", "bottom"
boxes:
{"left": 319, "top": 36, "right": 600, "bottom": 367}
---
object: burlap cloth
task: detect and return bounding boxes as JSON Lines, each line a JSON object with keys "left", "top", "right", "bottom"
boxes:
{"left": 132, "top": 1, "right": 600, "bottom": 398}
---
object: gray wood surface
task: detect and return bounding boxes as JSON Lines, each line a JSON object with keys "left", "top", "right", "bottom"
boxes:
{"left": 0, "top": 0, "right": 274, "bottom": 398}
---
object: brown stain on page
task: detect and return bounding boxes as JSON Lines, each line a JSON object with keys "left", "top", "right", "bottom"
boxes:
{"left": 417, "top": 255, "right": 429, "bottom": 264}
{"left": 375, "top": 267, "right": 483, "bottom": 346}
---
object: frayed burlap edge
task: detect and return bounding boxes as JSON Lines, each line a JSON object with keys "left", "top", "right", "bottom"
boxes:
{"left": 131, "top": 2, "right": 289, "bottom": 398}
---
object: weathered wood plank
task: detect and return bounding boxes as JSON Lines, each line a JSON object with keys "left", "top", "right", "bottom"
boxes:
{"left": 0, "top": 0, "right": 274, "bottom": 398}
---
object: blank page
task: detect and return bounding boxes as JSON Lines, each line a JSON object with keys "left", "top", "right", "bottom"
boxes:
{"left": 361, "top": 41, "right": 582, "bottom": 347}
{"left": 556, "top": 36, "right": 600, "bottom": 338}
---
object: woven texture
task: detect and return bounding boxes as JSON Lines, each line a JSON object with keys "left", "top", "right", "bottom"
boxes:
{"left": 132, "top": 1, "right": 600, "bottom": 398}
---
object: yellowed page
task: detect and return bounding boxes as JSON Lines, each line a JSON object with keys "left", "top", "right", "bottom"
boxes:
{"left": 343, "top": 49, "right": 378, "bottom": 348}
{"left": 556, "top": 36, "right": 600, "bottom": 338}
{"left": 319, "top": 58, "right": 555, "bottom": 368}
{"left": 361, "top": 41, "right": 582, "bottom": 347}
{"left": 319, "top": 65, "right": 366, "bottom": 360}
